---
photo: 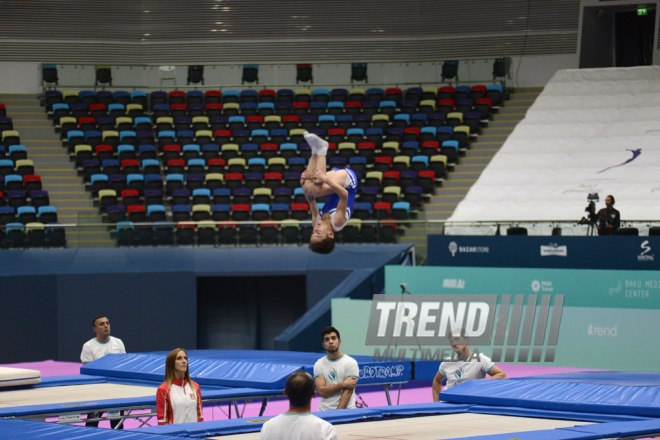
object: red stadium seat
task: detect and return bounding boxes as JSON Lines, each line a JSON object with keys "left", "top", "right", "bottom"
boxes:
{"left": 373, "top": 202, "right": 391, "bottom": 219}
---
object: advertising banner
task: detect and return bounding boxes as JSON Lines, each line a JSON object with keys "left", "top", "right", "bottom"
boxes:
{"left": 332, "top": 266, "right": 660, "bottom": 371}
{"left": 428, "top": 235, "right": 660, "bottom": 270}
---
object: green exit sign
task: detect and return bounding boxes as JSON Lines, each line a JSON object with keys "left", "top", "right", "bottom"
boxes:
{"left": 638, "top": 7, "right": 648, "bottom": 15}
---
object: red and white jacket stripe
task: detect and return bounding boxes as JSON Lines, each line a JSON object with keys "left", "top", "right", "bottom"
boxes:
{"left": 156, "top": 378, "right": 204, "bottom": 425}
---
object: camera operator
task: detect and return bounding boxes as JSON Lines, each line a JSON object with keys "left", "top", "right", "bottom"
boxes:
{"left": 597, "top": 195, "right": 620, "bottom": 236}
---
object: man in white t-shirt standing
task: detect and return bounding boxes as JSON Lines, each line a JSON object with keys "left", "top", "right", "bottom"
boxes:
{"left": 313, "top": 326, "right": 359, "bottom": 411}
{"left": 81, "top": 315, "right": 126, "bottom": 365}
{"left": 81, "top": 315, "right": 126, "bottom": 428}
{"left": 260, "top": 371, "right": 337, "bottom": 440}
{"left": 432, "top": 328, "right": 507, "bottom": 402}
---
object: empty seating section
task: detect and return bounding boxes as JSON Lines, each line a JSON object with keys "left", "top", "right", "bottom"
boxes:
{"left": 0, "top": 102, "right": 65, "bottom": 248}
{"left": 43, "top": 85, "right": 501, "bottom": 246}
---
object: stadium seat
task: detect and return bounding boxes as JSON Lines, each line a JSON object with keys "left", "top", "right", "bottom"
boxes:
{"left": 197, "top": 221, "right": 217, "bottom": 245}
{"left": 172, "top": 205, "right": 192, "bottom": 222}
{"left": 175, "top": 221, "right": 195, "bottom": 245}
{"left": 5, "top": 222, "right": 25, "bottom": 248}
{"left": 259, "top": 220, "right": 279, "bottom": 244}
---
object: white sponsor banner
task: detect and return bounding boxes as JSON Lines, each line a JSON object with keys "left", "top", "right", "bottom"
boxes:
{"left": 448, "top": 66, "right": 660, "bottom": 233}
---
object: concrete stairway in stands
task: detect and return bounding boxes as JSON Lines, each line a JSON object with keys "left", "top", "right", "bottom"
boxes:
{"left": 398, "top": 87, "right": 544, "bottom": 263}
{"left": 2, "top": 93, "right": 113, "bottom": 248}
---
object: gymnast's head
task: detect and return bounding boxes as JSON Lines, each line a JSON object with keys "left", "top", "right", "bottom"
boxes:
{"left": 309, "top": 218, "right": 335, "bottom": 254}
{"left": 164, "top": 348, "right": 191, "bottom": 385}
{"left": 284, "top": 371, "right": 316, "bottom": 409}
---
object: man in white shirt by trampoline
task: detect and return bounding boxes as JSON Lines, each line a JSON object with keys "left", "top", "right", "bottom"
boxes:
{"left": 80, "top": 315, "right": 126, "bottom": 427}
{"left": 81, "top": 315, "right": 126, "bottom": 364}
{"left": 260, "top": 371, "right": 338, "bottom": 440}
{"left": 432, "top": 328, "right": 507, "bottom": 401}
{"left": 314, "top": 326, "right": 359, "bottom": 411}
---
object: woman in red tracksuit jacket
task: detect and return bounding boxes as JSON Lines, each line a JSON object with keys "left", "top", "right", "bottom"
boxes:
{"left": 156, "top": 348, "right": 204, "bottom": 425}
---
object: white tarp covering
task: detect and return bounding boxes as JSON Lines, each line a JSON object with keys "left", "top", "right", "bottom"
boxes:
{"left": 447, "top": 66, "right": 660, "bottom": 235}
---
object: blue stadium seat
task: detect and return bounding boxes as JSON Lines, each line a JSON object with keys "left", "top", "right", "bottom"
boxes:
{"left": 38, "top": 206, "right": 58, "bottom": 223}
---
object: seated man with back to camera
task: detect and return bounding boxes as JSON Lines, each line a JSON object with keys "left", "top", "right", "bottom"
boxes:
{"left": 432, "top": 328, "right": 507, "bottom": 401}
{"left": 260, "top": 371, "right": 338, "bottom": 440}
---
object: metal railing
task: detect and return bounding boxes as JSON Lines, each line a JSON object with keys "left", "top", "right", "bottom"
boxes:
{"left": 1, "top": 219, "right": 658, "bottom": 250}
{"left": 39, "top": 58, "right": 510, "bottom": 97}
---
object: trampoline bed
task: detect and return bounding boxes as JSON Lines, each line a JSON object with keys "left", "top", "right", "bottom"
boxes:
{"left": 208, "top": 412, "right": 594, "bottom": 440}
{"left": 0, "top": 383, "right": 157, "bottom": 408}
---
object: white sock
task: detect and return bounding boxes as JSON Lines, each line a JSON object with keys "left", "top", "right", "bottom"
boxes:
{"left": 304, "top": 132, "right": 328, "bottom": 156}
{"left": 303, "top": 131, "right": 318, "bottom": 154}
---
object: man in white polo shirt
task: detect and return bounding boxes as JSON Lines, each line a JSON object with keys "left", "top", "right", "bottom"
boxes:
{"left": 313, "top": 326, "right": 359, "bottom": 411}
{"left": 432, "top": 328, "right": 507, "bottom": 402}
{"left": 260, "top": 371, "right": 337, "bottom": 440}
{"left": 81, "top": 314, "right": 126, "bottom": 427}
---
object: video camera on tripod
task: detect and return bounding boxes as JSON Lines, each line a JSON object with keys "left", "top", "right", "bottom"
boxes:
{"left": 577, "top": 193, "right": 599, "bottom": 234}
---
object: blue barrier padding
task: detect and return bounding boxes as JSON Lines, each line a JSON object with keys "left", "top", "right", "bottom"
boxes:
{"left": 468, "top": 405, "right": 648, "bottom": 423}
{"left": 0, "top": 419, "right": 176, "bottom": 440}
{"left": 379, "top": 402, "right": 470, "bottom": 416}
{"left": 563, "top": 418, "right": 660, "bottom": 437}
{"left": 34, "top": 374, "right": 108, "bottom": 388}
{"left": 136, "top": 415, "right": 277, "bottom": 436}
{"left": 439, "top": 379, "right": 660, "bottom": 417}
{"left": 514, "top": 371, "right": 660, "bottom": 387}
{"left": 81, "top": 353, "right": 303, "bottom": 390}
{"left": 316, "top": 407, "right": 383, "bottom": 423}
{"left": 413, "top": 360, "right": 442, "bottom": 381}
{"left": 197, "top": 350, "right": 415, "bottom": 384}
{"left": 82, "top": 351, "right": 413, "bottom": 388}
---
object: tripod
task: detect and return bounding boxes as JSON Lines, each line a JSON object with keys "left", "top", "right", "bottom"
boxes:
{"left": 586, "top": 220, "right": 598, "bottom": 236}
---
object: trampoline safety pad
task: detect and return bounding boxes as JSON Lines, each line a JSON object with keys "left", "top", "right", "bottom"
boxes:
{"left": 208, "top": 413, "right": 593, "bottom": 440}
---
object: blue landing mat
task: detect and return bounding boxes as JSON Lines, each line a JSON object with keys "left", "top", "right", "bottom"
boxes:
{"left": 439, "top": 379, "right": 660, "bottom": 418}
{"left": 0, "top": 419, "right": 175, "bottom": 440}
{"left": 448, "top": 419, "right": 660, "bottom": 440}
{"left": 81, "top": 350, "right": 413, "bottom": 389}
{"left": 513, "top": 370, "right": 660, "bottom": 387}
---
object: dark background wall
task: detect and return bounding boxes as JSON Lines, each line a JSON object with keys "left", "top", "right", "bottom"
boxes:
{"left": 56, "top": 272, "right": 197, "bottom": 363}
{"left": 0, "top": 275, "right": 58, "bottom": 363}
{"left": 197, "top": 276, "right": 307, "bottom": 351}
{"left": 0, "top": 245, "right": 411, "bottom": 363}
